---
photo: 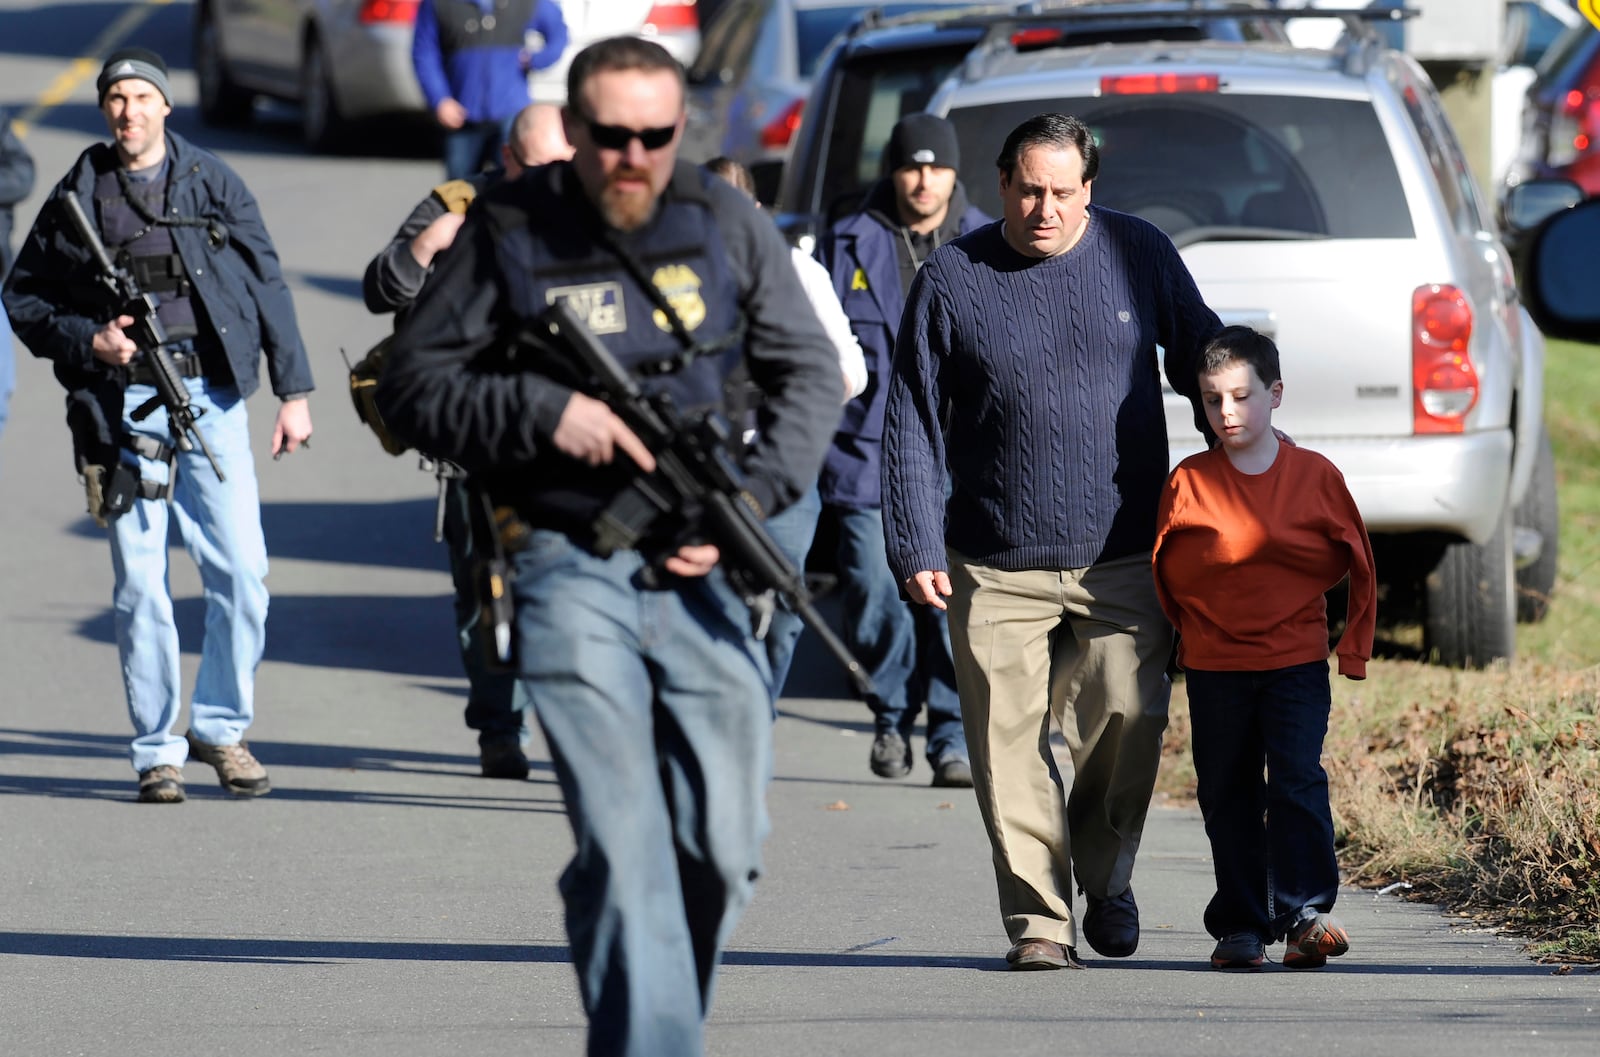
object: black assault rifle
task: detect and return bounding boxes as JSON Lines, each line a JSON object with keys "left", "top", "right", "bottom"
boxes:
{"left": 531, "top": 299, "right": 878, "bottom": 704}
{"left": 61, "top": 193, "right": 225, "bottom": 482}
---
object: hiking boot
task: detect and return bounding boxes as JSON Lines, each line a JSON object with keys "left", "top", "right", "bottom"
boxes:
{"left": 1283, "top": 913, "right": 1350, "bottom": 969}
{"left": 137, "top": 764, "right": 185, "bottom": 804}
{"left": 1005, "top": 937, "right": 1084, "bottom": 971}
{"left": 480, "top": 741, "right": 530, "bottom": 780}
{"left": 930, "top": 755, "right": 974, "bottom": 788}
{"left": 1082, "top": 887, "right": 1140, "bottom": 958}
{"left": 1211, "top": 932, "right": 1266, "bottom": 970}
{"left": 869, "top": 730, "right": 912, "bottom": 779}
{"left": 185, "top": 731, "right": 271, "bottom": 798}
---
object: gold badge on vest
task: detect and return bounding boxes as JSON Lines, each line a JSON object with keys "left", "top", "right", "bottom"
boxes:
{"left": 650, "top": 264, "right": 706, "bottom": 333}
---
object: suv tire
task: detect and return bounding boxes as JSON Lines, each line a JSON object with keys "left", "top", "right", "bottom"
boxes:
{"left": 301, "top": 31, "right": 347, "bottom": 153}
{"left": 195, "top": 3, "right": 253, "bottom": 127}
{"left": 1513, "top": 427, "right": 1559, "bottom": 624}
{"left": 1423, "top": 505, "right": 1515, "bottom": 669}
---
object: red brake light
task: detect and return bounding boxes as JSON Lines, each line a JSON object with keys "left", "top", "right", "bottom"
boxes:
{"left": 1100, "top": 73, "right": 1220, "bottom": 95}
{"left": 644, "top": 0, "right": 699, "bottom": 33}
{"left": 358, "top": 0, "right": 419, "bottom": 24}
{"left": 760, "top": 98, "right": 805, "bottom": 150}
{"left": 1412, "top": 284, "right": 1478, "bottom": 434}
{"left": 1012, "top": 28, "right": 1063, "bottom": 49}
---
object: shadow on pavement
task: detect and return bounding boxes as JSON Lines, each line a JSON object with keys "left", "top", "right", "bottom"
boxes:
{"left": 72, "top": 591, "right": 460, "bottom": 677}
{"left": 64, "top": 498, "right": 448, "bottom": 572}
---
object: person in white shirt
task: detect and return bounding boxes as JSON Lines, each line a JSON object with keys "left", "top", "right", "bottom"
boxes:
{"left": 705, "top": 155, "right": 863, "bottom": 697}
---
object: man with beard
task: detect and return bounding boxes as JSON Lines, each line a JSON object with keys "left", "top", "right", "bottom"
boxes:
{"left": 816, "top": 113, "right": 988, "bottom": 786}
{"left": 376, "top": 36, "right": 839, "bottom": 1057}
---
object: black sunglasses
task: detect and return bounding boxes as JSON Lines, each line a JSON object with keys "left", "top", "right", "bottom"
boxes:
{"left": 583, "top": 117, "right": 677, "bottom": 152}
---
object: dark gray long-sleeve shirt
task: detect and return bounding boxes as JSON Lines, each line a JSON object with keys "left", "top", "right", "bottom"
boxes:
{"left": 362, "top": 173, "right": 493, "bottom": 316}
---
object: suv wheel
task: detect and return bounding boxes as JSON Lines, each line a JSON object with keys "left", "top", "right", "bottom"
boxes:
{"left": 195, "top": 3, "right": 252, "bottom": 127}
{"left": 1513, "top": 427, "right": 1559, "bottom": 624}
{"left": 1423, "top": 506, "right": 1515, "bottom": 669}
{"left": 300, "top": 32, "right": 346, "bottom": 153}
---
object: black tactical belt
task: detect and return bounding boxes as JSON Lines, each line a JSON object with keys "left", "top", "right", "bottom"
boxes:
{"left": 128, "top": 353, "right": 206, "bottom": 386}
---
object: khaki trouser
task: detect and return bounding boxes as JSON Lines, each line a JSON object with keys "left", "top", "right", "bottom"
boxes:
{"left": 945, "top": 549, "right": 1173, "bottom": 947}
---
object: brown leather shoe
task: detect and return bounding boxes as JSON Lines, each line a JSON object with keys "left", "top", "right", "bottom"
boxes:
{"left": 1005, "top": 938, "right": 1084, "bottom": 970}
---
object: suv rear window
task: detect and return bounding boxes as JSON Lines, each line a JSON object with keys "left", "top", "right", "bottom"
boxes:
{"left": 947, "top": 94, "right": 1413, "bottom": 241}
{"left": 812, "top": 44, "right": 975, "bottom": 220}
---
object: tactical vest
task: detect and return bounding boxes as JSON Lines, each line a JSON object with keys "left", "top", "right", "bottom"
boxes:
{"left": 94, "top": 165, "right": 198, "bottom": 342}
{"left": 481, "top": 162, "right": 747, "bottom": 541}
{"left": 434, "top": 0, "right": 536, "bottom": 51}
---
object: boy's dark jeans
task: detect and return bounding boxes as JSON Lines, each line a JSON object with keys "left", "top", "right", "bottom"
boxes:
{"left": 1186, "top": 660, "right": 1339, "bottom": 942}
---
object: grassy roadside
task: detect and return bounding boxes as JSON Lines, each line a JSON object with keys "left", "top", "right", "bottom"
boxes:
{"left": 1157, "top": 337, "right": 1600, "bottom": 963}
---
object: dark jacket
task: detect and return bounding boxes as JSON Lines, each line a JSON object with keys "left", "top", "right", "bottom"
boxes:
{"left": 816, "top": 180, "right": 987, "bottom": 509}
{"left": 0, "top": 108, "right": 36, "bottom": 278}
{"left": 412, "top": 0, "right": 568, "bottom": 123}
{"left": 1, "top": 131, "right": 314, "bottom": 401}
{"left": 376, "top": 159, "right": 841, "bottom": 528}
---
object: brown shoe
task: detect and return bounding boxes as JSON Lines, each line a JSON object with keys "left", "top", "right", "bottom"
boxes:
{"left": 1006, "top": 938, "right": 1084, "bottom": 971}
{"left": 137, "top": 764, "right": 186, "bottom": 804}
{"left": 185, "top": 731, "right": 271, "bottom": 797}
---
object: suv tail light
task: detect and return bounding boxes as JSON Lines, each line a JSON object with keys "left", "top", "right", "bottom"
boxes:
{"left": 760, "top": 97, "right": 805, "bottom": 150}
{"left": 358, "top": 0, "right": 419, "bottom": 24}
{"left": 644, "top": 0, "right": 699, "bottom": 34}
{"left": 1100, "top": 73, "right": 1219, "bottom": 95}
{"left": 1548, "top": 87, "right": 1600, "bottom": 168}
{"left": 1412, "top": 284, "right": 1478, "bottom": 434}
{"left": 1012, "top": 28, "right": 1065, "bottom": 50}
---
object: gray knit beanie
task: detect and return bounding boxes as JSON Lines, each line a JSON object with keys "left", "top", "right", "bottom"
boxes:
{"left": 97, "top": 47, "right": 172, "bottom": 106}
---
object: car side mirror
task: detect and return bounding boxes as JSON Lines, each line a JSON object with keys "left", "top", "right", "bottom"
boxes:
{"left": 1522, "top": 197, "right": 1600, "bottom": 344}
{"left": 1501, "top": 178, "right": 1585, "bottom": 236}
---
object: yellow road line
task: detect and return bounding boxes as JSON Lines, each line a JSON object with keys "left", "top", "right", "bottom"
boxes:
{"left": 12, "top": 0, "right": 175, "bottom": 137}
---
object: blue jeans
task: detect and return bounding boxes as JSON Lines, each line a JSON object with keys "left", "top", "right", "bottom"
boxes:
{"left": 833, "top": 505, "right": 965, "bottom": 763}
{"left": 511, "top": 530, "right": 772, "bottom": 1057}
{"left": 441, "top": 476, "right": 529, "bottom": 746}
{"left": 1185, "top": 661, "right": 1339, "bottom": 942}
{"left": 761, "top": 484, "right": 821, "bottom": 699}
{"left": 112, "top": 379, "right": 269, "bottom": 773}
{"left": 442, "top": 118, "right": 510, "bottom": 179}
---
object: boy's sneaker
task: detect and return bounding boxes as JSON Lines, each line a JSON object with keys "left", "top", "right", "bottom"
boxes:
{"left": 137, "top": 765, "right": 185, "bottom": 804}
{"left": 185, "top": 731, "right": 271, "bottom": 798}
{"left": 1210, "top": 932, "right": 1266, "bottom": 969}
{"left": 1283, "top": 913, "right": 1350, "bottom": 969}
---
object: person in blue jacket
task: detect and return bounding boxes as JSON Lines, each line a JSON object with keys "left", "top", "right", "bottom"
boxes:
{"left": 3, "top": 49, "right": 315, "bottom": 805}
{"left": 817, "top": 113, "right": 989, "bottom": 787}
{"left": 412, "top": 0, "right": 568, "bottom": 179}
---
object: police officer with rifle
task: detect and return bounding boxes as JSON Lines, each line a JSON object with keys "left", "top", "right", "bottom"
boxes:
{"left": 3, "top": 48, "right": 314, "bottom": 805}
{"left": 377, "top": 37, "right": 841, "bottom": 1057}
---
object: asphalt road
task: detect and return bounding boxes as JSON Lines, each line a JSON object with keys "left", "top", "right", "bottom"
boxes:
{"left": 1, "top": 3, "right": 1597, "bottom": 1055}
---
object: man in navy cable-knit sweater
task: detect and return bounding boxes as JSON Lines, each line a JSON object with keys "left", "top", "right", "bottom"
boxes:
{"left": 882, "top": 112, "right": 1220, "bottom": 971}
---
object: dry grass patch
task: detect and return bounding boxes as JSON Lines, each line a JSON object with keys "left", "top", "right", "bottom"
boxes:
{"left": 1327, "top": 662, "right": 1600, "bottom": 961}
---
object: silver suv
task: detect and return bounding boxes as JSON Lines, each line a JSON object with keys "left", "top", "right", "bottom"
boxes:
{"left": 925, "top": 11, "right": 1555, "bottom": 668}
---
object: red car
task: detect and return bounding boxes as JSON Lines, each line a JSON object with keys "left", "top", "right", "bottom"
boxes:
{"left": 1508, "top": 19, "right": 1600, "bottom": 195}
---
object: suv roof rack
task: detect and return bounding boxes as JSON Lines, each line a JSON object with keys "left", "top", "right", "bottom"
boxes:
{"left": 847, "top": 2, "right": 1417, "bottom": 51}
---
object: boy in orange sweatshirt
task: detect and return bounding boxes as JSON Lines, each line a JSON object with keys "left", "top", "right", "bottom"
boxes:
{"left": 1153, "top": 325, "right": 1376, "bottom": 971}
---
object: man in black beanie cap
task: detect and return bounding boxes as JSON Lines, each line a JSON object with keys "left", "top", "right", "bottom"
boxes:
{"left": 813, "top": 111, "right": 989, "bottom": 788}
{"left": 3, "top": 46, "right": 314, "bottom": 805}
